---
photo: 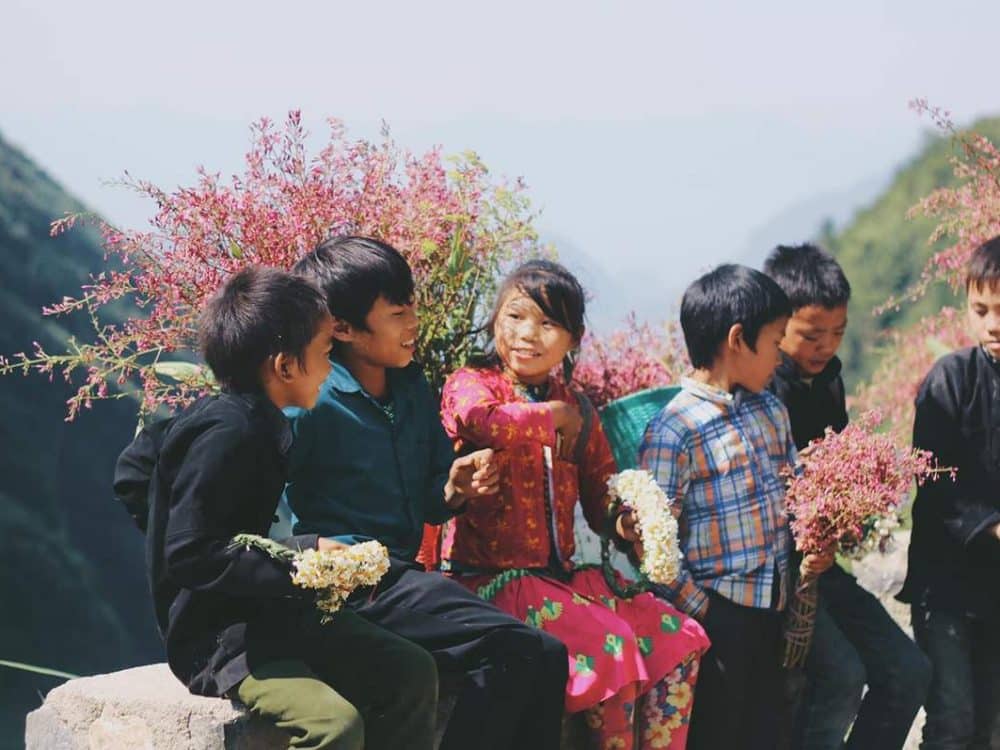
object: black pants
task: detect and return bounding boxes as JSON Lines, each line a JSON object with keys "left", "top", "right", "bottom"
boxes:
{"left": 688, "top": 591, "right": 784, "bottom": 750}
{"left": 912, "top": 605, "right": 1000, "bottom": 750}
{"left": 348, "top": 559, "right": 568, "bottom": 750}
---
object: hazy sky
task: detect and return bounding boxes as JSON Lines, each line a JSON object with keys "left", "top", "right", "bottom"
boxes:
{"left": 4, "top": 0, "right": 999, "bottom": 325}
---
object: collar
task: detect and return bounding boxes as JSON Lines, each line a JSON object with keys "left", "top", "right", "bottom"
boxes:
{"left": 682, "top": 376, "right": 738, "bottom": 405}
{"left": 328, "top": 357, "right": 364, "bottom": 394}
{"left": 774, "top": 353, "right": 842, "bottom": 387}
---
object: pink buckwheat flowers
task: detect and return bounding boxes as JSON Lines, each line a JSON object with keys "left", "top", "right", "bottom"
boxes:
{"left": 784, "top": 410, "right": 953, "bottom": 558}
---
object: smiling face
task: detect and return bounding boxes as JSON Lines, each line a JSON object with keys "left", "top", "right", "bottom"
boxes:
{"left": 780, "top": 304, "right": 848, "bottom": 377}
{"left": 493, "top": 289, "right": 576, "bottom": 385}
{"left": 338, "top": 294, "right": 419, "bottom": 370}
{"left": 967, "top": 282, "right": 1000, "bottom": 359}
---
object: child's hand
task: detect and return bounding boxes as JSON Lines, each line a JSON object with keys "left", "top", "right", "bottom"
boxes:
{"left": 447, "top": 448, "right": 500, "bottom": 507}
{"left": 989, "top": 521, "right": 1000, "bottom": 541}
{"left": 615, "top": 508, "right": 645, "bottom": 559}
{"left": 317, "top": 537, "right": 351, "bottom": 553}
{"left": 800, "top": 548, "right": 836, "bottom": 580}
{"left": 550, "top": 401, "right": 583, "bottom": 461}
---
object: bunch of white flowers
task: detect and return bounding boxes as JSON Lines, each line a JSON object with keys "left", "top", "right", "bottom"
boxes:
{"left": 292, "top": 541, "right": 391, "bottom": 621}
{"left": 229, "top": 535, "right": 390, "bottom": 622}
{"left": 606, "top": 469, "right": 681, "bottom": 585}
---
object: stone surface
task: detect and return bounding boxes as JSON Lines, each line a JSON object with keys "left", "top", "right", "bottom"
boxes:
{"left": 24, "top": 664, "right": 287, "bottom": 750}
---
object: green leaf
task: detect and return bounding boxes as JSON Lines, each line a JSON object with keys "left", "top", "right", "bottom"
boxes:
{"left": 152, "top": 361, "right": 206, "bottom": 382}
{"left": 228, "top": 239, "right": 243, "bottom": 259}
{"left": 0, "top": 659, "right": 78, "bottom": 680}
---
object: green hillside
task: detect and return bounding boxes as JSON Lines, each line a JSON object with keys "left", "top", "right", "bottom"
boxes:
{"left": 823, "top": 117, "right": 1000, "bottom": 390}
{"left": 0, "top": 131, "right": 162, "bottom": 748}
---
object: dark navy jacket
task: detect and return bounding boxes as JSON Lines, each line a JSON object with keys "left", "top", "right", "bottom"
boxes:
{"left": 116, "top": 392, "right": 319, "bottom": 696}
{"left": 898, "top": 347, "right": 1000, "bottom": 619}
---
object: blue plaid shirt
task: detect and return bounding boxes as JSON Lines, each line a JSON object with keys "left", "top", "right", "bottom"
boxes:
{"left": 638, "top": 378, "right": 795, "bottom": 618}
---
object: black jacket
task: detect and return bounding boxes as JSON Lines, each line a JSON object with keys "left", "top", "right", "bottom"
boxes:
{"left": 898, "top": 346, "right": 1000, "bottom": 618}
{"left": 768, "top": 354, "right": 849, "bottom": 451}
{"left": 115, "top": 392, "right": 319, "bottom": 696}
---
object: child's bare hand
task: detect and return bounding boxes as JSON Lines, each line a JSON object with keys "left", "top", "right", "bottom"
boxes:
{"left": 550, "top": 401, "right": 583, "bottom": 460}
{"left": 989, "top": 521, "right": 1000, "bottom": 541}
{"left": 615, "top": 509, "right": 645, "bottom": 558}
{"left": 447, "top": 449, "right": 500, "bottom": 505}
{"left": 615, "top": 509, "right": 640, "bottom": 542}
{"left": 800, "top": 548, "right": 835, "bottom": 580}
{"left": 317, "top": 537, "right": 351, "bottom": 553}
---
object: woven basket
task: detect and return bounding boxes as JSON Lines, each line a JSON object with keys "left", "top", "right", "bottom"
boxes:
{"left": 599, "top": 386, "right": 681, "bottom": 470}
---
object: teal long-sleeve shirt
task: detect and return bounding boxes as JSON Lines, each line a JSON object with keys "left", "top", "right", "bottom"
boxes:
{"left": 284, "top": 359, "right": 457, "bottom": 560}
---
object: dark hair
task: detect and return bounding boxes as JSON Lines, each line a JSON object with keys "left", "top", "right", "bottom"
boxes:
{"left": 199, "top": 266, "right": 329, "bottom": 392}
{"left": 478, "top": 259, "right": 586, "bottom": 379}
{"left": 680, "top": 264, "right": 792, "bottom": 369}
{"left": 293, "top": 235, "right": 414, "bottom": 328}
{"left": 966, "top": 236, "right": 1000, "bottom": 292}
{"left": 763, "top": 243, "right": 851, "bottom": 310}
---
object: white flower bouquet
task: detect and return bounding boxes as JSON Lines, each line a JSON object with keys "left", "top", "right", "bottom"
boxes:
{"left": 230, "top": 535, "right": 390, "bottom": 621}
{"left": 606, "top": 469, "right": 681, "bottom": 586}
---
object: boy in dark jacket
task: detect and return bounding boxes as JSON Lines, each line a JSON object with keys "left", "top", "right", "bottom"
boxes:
{"left": 899, "top": 236, "right": 1000, "bottom": 748}
{"left": 117, "top": 267, "right": 437, "bottom": 750}
{"left": 765, "top": 244, "right": 930, "bottom": 750}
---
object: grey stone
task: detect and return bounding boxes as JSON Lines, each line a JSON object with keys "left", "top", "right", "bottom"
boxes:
{"left": 25, "top": 664, "right": 287, "bottom": 750}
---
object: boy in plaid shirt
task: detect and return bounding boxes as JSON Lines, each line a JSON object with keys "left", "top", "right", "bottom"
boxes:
{"left": 638, "top": 264, "right": 833, "bottom": 750}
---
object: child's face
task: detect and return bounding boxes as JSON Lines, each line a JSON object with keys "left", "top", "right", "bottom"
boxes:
{"left": 967, "top": 282, "right": 1000, "bottom": 359}
{"left": 494, "top": 290, "right": 575, "bottom": 386}
{"left": 780, "top": 304, "right": 848, "bottom": 377}
{"left": 732, "top": 316, "right": 788, "bottom": 393}
{"left": 286, "top": 313, "right": 335, "bottom": 409}
{"left": 341, "top": 295, "right": 419, "bottom": 370}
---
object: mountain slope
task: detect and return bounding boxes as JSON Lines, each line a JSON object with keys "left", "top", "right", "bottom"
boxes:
{"left": 0, "top": 130, "right": 162, "bottom": 747}
{"left": 823, "top": 117, "right": 1000, "bottom": 390}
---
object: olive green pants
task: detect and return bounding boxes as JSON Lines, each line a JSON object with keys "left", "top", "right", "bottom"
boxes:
{"left": 235, "top": 609, "right": 438, "bottom": 750}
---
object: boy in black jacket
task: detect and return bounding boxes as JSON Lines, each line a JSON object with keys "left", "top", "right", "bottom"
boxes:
{"left": 765, "top": 244, "right": 930, "bottom": 750}
{"left": 116, "top": 267, "right": 437, "bottom": 750}
{"left": 899, "top": 236, "right": 1000, "bottom": 748}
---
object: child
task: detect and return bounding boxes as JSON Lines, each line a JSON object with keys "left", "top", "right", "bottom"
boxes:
{"left": 764, "top": 243, "right": 931, "bottom": 750}
{"left": 121, "top": 267, "right": 437, "bottom": 750}
{"left": 638, "top": 264, "right": 833, "bottom": 750}
{"left": 439, "top": 260, "right": 710, "bottom": 750}
{"left": 898, "top": 236, "right": 1000, "bottom": 749}
{"left": 286, "top": 236, "right": 569, "bottom": 750}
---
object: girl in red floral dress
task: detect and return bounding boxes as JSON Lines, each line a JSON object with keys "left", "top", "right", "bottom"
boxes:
{"left": 439, "top": 260, "right": 709, "bottom": 749}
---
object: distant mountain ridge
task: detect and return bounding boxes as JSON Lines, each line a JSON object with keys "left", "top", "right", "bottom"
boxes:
{"left": 0, "top": 130, "right": 162, "bottom": 746}
{"left": 822, "top": 117, "right": 1000, "bottom": 390}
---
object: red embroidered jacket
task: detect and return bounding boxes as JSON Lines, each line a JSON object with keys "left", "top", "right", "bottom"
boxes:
{"left": 439, "top": 366, "right": 618, "bottom": 571}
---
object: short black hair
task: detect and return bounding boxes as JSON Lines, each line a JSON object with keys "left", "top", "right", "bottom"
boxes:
{"left": 293, "top": 236, "right": 415, "bottom": 328}
{"left": 763, "top": 243, "right": 851, "bottom": 310}
{"left": 199, "top": 266, "right": 329, "bottom": 392}
{"left": 966, "top": 235, "right": 1000, "bottom": 292}
{"left": 477, "top": 259, "right": 586, "bottom": 378}
{"left": 680, "top": 264, "right": 792, "bottom": 370}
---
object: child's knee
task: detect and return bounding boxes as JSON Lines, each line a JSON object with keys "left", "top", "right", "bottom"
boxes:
{"left": 310, "top": 702, "right": 364, "bottom": 750}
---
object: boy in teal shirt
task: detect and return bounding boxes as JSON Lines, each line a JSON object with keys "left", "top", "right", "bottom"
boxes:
{"left": 286, "top": 236, "right": 569, "bottom": 750}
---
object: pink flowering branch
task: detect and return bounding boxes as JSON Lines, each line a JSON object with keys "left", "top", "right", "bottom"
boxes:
{"left": 1, "top": 112, "right": 543, "bottom": 418}
{"left": 573, "top": 314, "right": 689, "bottom": 408}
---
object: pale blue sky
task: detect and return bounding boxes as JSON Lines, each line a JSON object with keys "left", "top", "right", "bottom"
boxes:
{"left": 4, "top": 0, "right": 999, "bottom": 325}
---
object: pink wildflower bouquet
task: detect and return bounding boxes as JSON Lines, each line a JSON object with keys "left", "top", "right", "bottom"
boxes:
{"left": 781, "top": 409, "right": 951, "bottom": 667}
{"left": 784, "top": 410, "right": 949, "bottom": 559}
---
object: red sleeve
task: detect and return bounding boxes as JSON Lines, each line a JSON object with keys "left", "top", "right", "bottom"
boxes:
{"left": 441, "top": 368, "right": 558, "bottom": 449}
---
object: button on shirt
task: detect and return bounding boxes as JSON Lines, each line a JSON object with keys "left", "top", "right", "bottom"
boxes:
{"left": 284, "top": 359, "right": 457, "bottom": 561}
{"left": 638, "top": 378, "right": 795, "bottom": 618}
